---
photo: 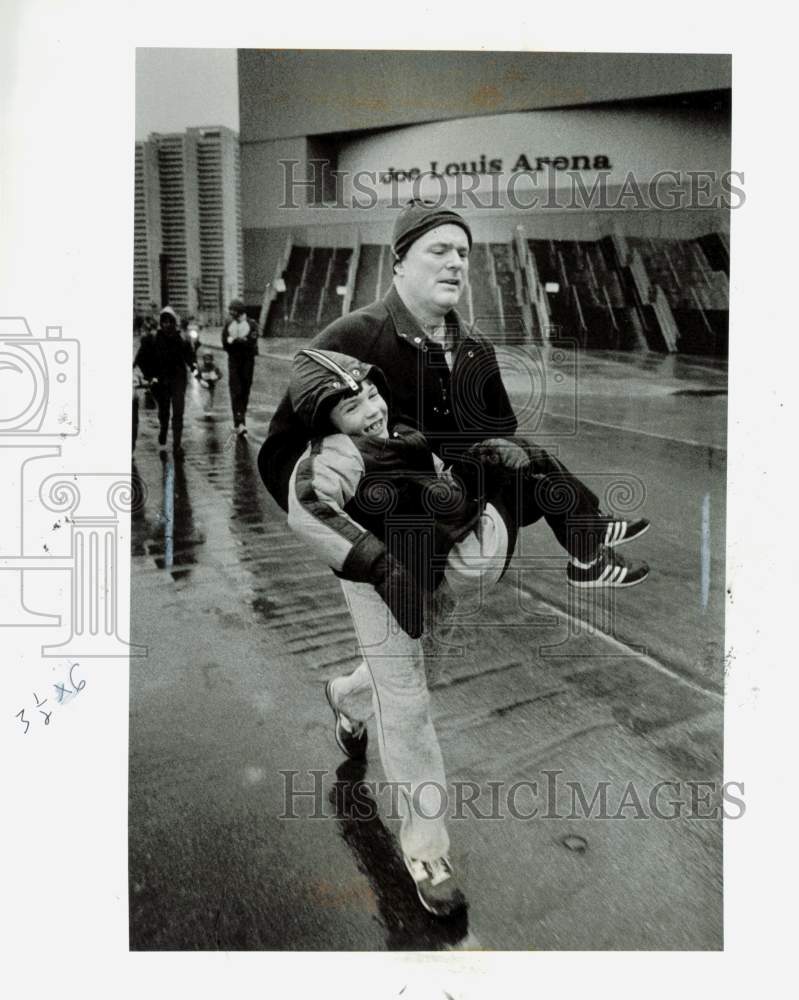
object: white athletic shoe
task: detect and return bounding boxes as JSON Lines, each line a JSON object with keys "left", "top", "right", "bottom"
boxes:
{"left": 403, "top": 855, "right": 467, "bottom": 918}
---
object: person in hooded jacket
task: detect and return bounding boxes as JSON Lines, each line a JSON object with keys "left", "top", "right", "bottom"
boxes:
{"left": 133, "top": 305, "right": 194, "bottom": 456}
{"left": 287, "top": 346, "right": 517, "bottom": 919}
{"left": 222, "top": 298, "right": 259, "bottom": 435}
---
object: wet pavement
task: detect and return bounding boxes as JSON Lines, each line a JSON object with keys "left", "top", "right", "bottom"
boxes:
{"left": 129, "top": 340, "right": 726, "bottom": 951}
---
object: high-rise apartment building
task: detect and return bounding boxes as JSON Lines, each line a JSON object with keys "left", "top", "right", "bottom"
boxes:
{"left": 133, "top": 126, "right": 242, "bottom": 322}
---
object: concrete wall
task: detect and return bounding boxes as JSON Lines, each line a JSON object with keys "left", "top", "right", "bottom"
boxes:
{"left": 241, "top": 136, "right": 308, "bottom": 228}
{"left": 336, "top": 107, "right": 730, "bottom": 201}
{"left": 243, "top": 227, "right": 291, "bottom": 302}
{"left": 242, "top": 206, "right": 730, "bottom": 306}
{"left": 238, "top": 49, "right": 731, "bottom": 141}
{"left": 242, "top": 106, "right": 730, "bottom": 227}
{"left": 241, "top": 104, "right": 732, "bottom": 302}
{"left": 239, "top": 52, "right": 732, "bottom": 305}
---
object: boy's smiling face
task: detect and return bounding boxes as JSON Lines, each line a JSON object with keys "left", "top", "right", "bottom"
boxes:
{"left": 329, "top": 379, "right": 388, "bottom": 440}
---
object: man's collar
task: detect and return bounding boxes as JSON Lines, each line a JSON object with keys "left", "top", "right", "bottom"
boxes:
{"left": 384, "top": 284, "right": 467, "bottom": 352}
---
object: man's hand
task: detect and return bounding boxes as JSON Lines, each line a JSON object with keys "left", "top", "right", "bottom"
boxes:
{"left": 467, "top": 438, "right": 530, "bottom": 470}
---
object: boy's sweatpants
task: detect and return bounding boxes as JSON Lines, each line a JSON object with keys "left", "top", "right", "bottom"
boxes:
{"left": 333, "top": 503, "right": 508, "bottom": 863}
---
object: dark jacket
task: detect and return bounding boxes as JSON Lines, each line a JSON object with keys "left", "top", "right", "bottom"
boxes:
{"left": 259, "top": 285, "right": 517, "bottom": 511}
{"left": 222, "top": 316, "right": 260, "bottom": 358}
{"left": 134, "top": 330, "right": 194, "bottom": 385}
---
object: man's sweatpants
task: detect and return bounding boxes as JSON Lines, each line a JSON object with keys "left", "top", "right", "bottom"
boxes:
{"left": 333, "top": 504, "right": 508, "bottom": 863}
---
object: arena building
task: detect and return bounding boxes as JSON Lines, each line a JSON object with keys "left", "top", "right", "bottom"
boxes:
{"left": 237, "top": 50, "right": 731, "bottom": 355}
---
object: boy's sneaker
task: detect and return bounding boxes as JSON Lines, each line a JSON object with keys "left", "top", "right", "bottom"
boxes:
{"left": 325, "top": 679, "right": 367, "bottom": 761}
{"left": 403, "top": 855, "right": 467, "bottom": 918}
{"left": 602, "top": 517, "right": 650, "bottom": 548}
{"left": 567, "top": 548, "right": 649, "bottom": 589}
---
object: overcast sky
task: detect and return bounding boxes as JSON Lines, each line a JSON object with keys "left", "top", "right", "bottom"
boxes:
{"left": 135, "top": 48, "right": 239, "bottom": 139}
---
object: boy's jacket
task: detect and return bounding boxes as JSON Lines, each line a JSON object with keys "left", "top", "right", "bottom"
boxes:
{"left": 288, "top": 423, "right": 482, "bottom": 592}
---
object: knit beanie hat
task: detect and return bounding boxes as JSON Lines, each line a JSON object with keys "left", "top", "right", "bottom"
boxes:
{"left": 391, "top": 199, "right": 473, "bottom": 260}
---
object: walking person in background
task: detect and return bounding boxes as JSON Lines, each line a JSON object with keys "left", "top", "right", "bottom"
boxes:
{"left": 133, "top": 305, "right": 194, "bottom": 458}
{"left": 222, "top": 299, "right": 259, "bottom": 436}
{"left": 195, "top": 351, "right": 223, "bottom": 416}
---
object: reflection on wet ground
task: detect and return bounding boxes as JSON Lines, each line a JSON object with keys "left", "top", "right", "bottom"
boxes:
{"left": 131, "top": 455, "right": 203, "bottom": 580}
{"left": 329, "top": 760, "right": 472, "bottom": 950}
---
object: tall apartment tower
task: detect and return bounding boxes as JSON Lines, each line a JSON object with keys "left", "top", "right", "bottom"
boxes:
{"left": 191, "top": 127, "right": 244, "bottom": 320}
{"left": 133, "top": 126, "right": 242, "bottom": 322}
{"left": 133, "top": 140, "right": 162, "bottom": 314}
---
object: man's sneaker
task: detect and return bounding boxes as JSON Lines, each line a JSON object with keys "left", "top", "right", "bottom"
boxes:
{"left": 403, "top": 855, "right": 467, "bottom": 918}
{"left": 567, "top": 548, "right": 650, "bottom": 589}
{"left": 324, "top": 679, "right": 367, "bottom": 761}
{"left": 602, "top": 517, "right": 650, "bottom": 548}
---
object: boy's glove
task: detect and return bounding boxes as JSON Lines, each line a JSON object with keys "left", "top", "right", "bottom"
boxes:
{"left": 372, "top": 552, "right": 424, "bottom": 639}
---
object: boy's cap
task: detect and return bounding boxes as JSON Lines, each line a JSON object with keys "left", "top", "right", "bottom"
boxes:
{"left": 290, "top": 348, "right": 389, "bottom": 433}
{"left": 391, "top": 199, "right": 473, "bottom": 260}
{"left": 228, "top": 298, "right": 246, "bottom": 313}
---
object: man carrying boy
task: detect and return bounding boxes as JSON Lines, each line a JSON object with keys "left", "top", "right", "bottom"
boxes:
{"left": 261, "top": 199, "right": 649, "bottom": 586}
{"left": 287, "top": 347, "right": 512, "bottom": 918}
{"left": 260, "top": 200, "right": 651, "bottom": 916}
